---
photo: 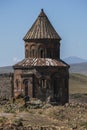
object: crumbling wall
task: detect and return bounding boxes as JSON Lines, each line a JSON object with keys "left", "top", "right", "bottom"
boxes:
{"left": 0, "top": 73, "right": 14, "bottom": 99}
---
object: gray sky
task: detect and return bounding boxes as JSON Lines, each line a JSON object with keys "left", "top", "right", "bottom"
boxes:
{"left": 0, "top": 0, "right": 87, "bottom": 66}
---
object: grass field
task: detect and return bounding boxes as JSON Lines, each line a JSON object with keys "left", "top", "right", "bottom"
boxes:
{"left": 69, "top": 73, "right": 87, "bottom": 103}
{"left": 69, "top": 73, "right": 87, "bottom": 94}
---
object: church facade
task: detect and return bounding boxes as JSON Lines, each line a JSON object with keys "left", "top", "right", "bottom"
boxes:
{"left": 13, "top": 9, "right": 69, "bottom": 104}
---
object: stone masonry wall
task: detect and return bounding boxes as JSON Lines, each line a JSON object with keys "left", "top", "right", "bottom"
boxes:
{"left": 0, "top": 73, "right": 14, "bottom": 99}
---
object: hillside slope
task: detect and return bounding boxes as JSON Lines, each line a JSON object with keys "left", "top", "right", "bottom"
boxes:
{"left": 69, "top": 73, "right": 87, "bottom": 94}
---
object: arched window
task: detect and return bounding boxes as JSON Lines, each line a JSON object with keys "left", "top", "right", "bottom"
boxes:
{"left": 25, "top": 44, "right": 29, "bottom": 58}
{"left": 41, "top": 79, "right": 47, "bottom": 88}
{"left": 41, "top": 49, "right": 44, "bottom": 58}
{"left": 25, "top": 49, "right": 28, "bottom": 58}
{"left": 30, "top": 44, "right": 37, "bottom": 58}
{"left": 39, "top": 48, "right": 45, "bottom": 58}
{"left": 31, "top": 49, "right": 35, "bottom": 57}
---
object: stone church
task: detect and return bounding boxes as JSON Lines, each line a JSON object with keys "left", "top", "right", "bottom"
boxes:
{"left": 13, "top": 9, "right": 69, "bottom": 104}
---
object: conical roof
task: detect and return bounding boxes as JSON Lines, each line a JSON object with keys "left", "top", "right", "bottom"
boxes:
{"left": 23, "top": 9, "right": 61, "bottom": 41}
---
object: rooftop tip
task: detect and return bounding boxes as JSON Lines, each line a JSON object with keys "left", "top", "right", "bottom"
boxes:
{"left": 41, "top": 9, "right": 44, "bottom": 12}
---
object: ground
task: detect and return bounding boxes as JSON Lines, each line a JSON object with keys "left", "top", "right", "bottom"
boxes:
{"left": 0, "top": 73, "right": 87, "bottom": 130}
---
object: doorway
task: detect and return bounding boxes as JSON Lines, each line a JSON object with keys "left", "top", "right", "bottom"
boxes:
{"left": 23, "top": 79, "right": 29, "bottom": 96}
{"left": 53, "top": 77, "right": 60, "bottom": 102}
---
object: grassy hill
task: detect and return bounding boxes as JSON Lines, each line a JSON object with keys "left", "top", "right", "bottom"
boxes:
{"left": 69, "top": 73, "right": 87, "bottom": 103}
{"left": 69, "top": 73, "right": 87, "bottom": 94}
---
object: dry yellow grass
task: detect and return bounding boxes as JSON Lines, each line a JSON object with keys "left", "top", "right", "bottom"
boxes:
{"left": 69, "top": 73, "right": 87, "bottom": 94}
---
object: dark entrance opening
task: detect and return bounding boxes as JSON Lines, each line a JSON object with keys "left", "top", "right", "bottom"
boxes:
{"left": 53, "top": 77, "right": 60, "bottom": 102}
{"left": 23, "top": 80, "right": 29, "bottom": 96}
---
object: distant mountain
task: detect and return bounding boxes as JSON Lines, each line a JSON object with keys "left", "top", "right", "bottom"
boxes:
{"left": 63, "top": 56, "right": 87, "bottom": 75}
{"left": 0, "top": 66, "right": 13, "bottom": 74}
{"left": 63, "top": 56, "right": 87, "bottom": 64}
{"left": 70, "top": 62, "right": 87, "bottom": 75}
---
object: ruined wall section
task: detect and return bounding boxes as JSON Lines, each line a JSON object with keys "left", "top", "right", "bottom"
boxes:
{"left": 0, "top": 73, "right": 14, "bottom": 99}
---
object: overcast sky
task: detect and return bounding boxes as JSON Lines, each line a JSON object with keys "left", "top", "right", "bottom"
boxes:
{"left": 0, "top": 0, "right": 87, "bottom": 67}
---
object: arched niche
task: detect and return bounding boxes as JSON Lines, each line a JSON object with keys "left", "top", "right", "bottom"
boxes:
{"left": 30, "top": 44, "right": 37, "bottom": 58}
{"left": 23, "top": 79, "right": 29, "bottom": 96}
{"left": 38, "top": 44, "right": 46, "bottom": 58}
